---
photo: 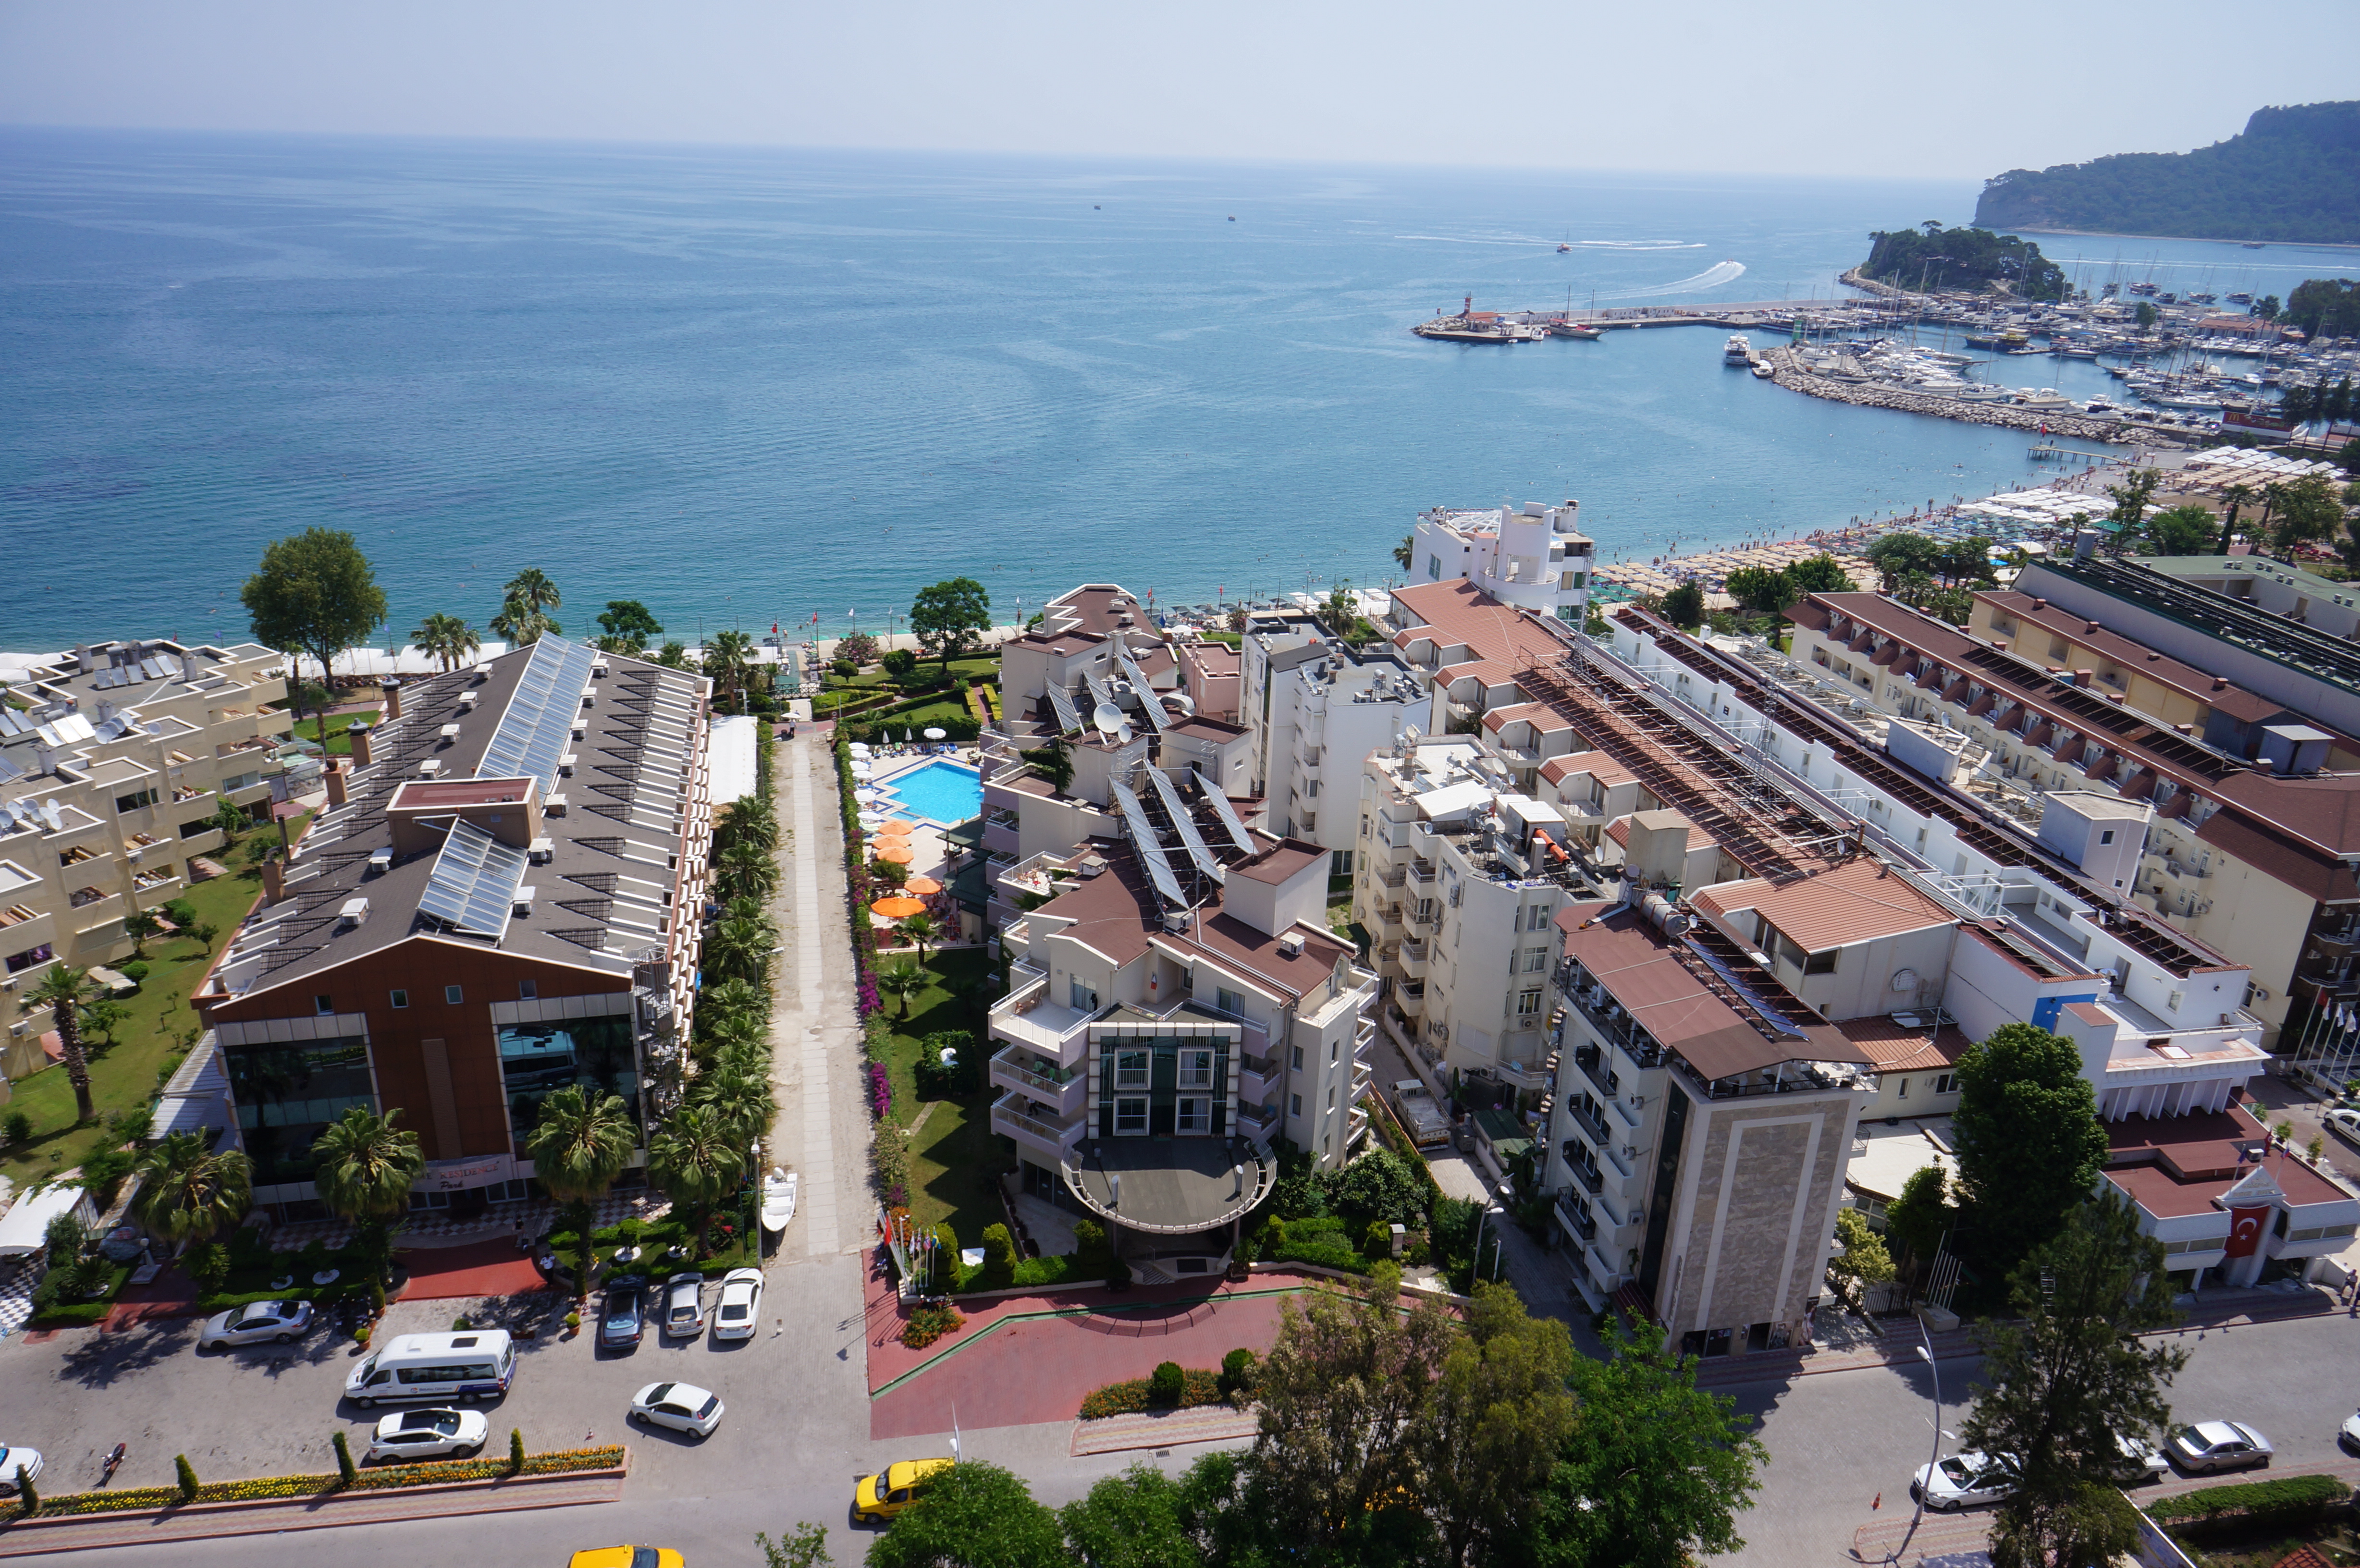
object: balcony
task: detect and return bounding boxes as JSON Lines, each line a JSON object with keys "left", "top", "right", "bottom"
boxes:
{"left": 1407, "top": 861, "right": 1438, "bottom": 887}
{"left": 1235, "top": 1100, "right": 1279, "bottom": 1139}
{"left": 988, "top": 979, "right": 1096, "bottom": 1065}
{"left": 1394, "top": 979, "right": 1426, "bottom": 1016}
{"left": 1554, "top": 1198, "right": 1597, "bottom": 1245}
{"left": 1567, "top": 1159, "right": 1604, "bottom": 1195}
{"left": 1374, "top": 904, "right": 1405, "bottom": 937}
{"left": 982, "top": 817, "right": 1019, "bottom": 858}
{"left": 1409, "top": 906, "right": 1440, "bottom": 933}
{"left": 1569, "top": 1044, "right": 1618, "bottom": 1102}
{"left": 989, "top": 1045, "right": 1087, "bottom": 1119}
{"left": 1397, "top": 939, "right": 1428, "bottom": 978}
{"left": 990, "top": 1091, "right": 1086, "bottom": 1159}
{"left": 1238, "top": 1053, "right": 1281, "bottom": 1104}
{"left": 1564, "top": 1097, "right": 1612, "bottom": 1149}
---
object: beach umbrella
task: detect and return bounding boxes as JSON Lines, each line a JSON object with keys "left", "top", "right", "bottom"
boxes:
{"left": 875, "top": 843, "right": 916, "bottom": 864}
{"left": 848, "top": 742, "right": 872, "bottom": 755}
{"left": 923, "top": 727, "right": 946, "bottom": 741}
{"left": 871, "top": 896, "right": 927, "bottom": 920}
{"left": 876, "top": 820, "right": 914, "bottom": 836}
{"left": 903, "top": 875, "right": 943, "bottom": 895}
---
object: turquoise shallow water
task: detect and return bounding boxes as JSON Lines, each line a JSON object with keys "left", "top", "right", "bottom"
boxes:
{"left": 3, "top": 130, "right": 2349, "bottom": 649}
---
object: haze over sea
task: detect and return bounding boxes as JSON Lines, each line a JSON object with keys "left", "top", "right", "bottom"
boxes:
{"left": 3, "top": 130, "right": 2348, "bottom": 650}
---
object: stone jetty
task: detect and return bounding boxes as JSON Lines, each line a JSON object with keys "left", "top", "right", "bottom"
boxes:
{"left": 1760, "top": 346, "right": 2191, "bottom": 450}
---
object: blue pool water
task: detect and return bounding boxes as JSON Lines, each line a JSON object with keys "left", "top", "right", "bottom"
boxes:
{"left": 881, "top": 760, "right": 983, "bottom": 825}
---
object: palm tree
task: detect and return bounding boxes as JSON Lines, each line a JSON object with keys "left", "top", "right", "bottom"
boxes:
{"left": 522, "top": 1085, "right": 637, "bottom": 1298}
{"left": 712, "top": 798, "right": 777, "bottom": 857}
{"left": 877, "top": 959, "right": 927, "bottom": 1019}
{"left": 409, "top": 612, "right": 481, "bottom": 673}
{"left": 646, "top": 1105, "right": 746, "bottom": 1252}
{"left": 2218, "top": 483, "right": 2257, "bottom": 552}
{"left": 687, "top": 1057, "right": 774, "bottom": 1146}
{"left": 26, "top": 966, "right": 98, "bottom": 1123}
{"left": 133, "top": 1131, "right": 254, "bottom": 1251}
{"left": 503, "top": 568, "right": 563, "bottom": 621}
{"left": 489, "top": 596, "right": 557, "bottom": 648}
{"left": 704, "top": 917, "right": 775, "bottom": 988}
{"left": 695, "top": 1005, "right": 766, "bottom": 1063}
{"left": 1391, "top": 533, "right": 1415, "bottom": 573}
{"left": 696, "top": 977, "right": 771, "bottom": 1033}
{"left": 898, "top": 912, "right": 938, "bottom": 962}
{"left": 713, "top": 842, "right": 780, "bottom": 906}
{"left": 703, "top": 630, "right": 754, "bottom": 713}
{"left": 309, "top": 1107, "right": 425, "bottom": 1275}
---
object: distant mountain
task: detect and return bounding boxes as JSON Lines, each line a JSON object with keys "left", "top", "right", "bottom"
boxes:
{"left": 1974, "top": 102, "right": 2360, "bottom": 245}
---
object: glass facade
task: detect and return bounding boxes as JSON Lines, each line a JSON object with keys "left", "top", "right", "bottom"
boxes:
{"left": 1095, "top": 1035, "right": 1229, "bottom": 1139}
{"left": 227, "top": 1036, "right": 375, "bottom": 1186}
{"left": 497, "top": 1015, "right": 642, "bottom": 1141}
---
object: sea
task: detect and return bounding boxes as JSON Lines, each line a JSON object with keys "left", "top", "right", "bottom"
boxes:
{"left": 3, "top": 129, "right": 2352, "bottom": 651}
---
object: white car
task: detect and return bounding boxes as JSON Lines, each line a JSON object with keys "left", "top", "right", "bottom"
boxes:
{"left": 2340, "top": 1408, "right": 2360, "bottom": 1451}
{"left": 362, "top": 1408, "right": 490, "bottom": 1464}
{"left": 2325, "top": 1107, "right": 2360, "bottom": 1148}
{"left": 197, "top": 1298, "right": 315, "bottom": 1350}
{"left": 2114, "top": 1433, "right": 2170, "bottom": 1483}
{"left": 662, "top": 1273, "right": 705, "bottom": 1339}
{"left": 0, "top": 1446, "right": 42, "bottom": 1495}
{"left": 630, "top": 1381, "right": 724, "bottom": 1439}
{"left": 1911, "top": 1450, "right": 2018, "bottom": 1511}
{"left": 712, "top": 1268, "right": 762, "bottom": 1341}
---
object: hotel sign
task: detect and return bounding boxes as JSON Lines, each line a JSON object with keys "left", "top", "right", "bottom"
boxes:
{"left": 424, "top": 1153, "right": 516, "bottom": 1191}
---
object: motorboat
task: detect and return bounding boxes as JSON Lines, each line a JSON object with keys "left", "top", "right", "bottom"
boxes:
{"left": 1723, "top": 334, "right": 1754, "bottom": 367}
{"left": 1751, "top": 359, "right": 1776, "bottom": 379}
{"left": 761, "top": 1167, "right": 799, "bottom": 1236}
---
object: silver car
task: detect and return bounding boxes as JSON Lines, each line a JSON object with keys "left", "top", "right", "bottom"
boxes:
{"left": 362, "top": 1408, "right": 489, "bottom": 1464}
{"left": 2166, "top": 1421, "right": 2274, "bottom": 1474}
{"left": 662, "top": 1272, "right": 706, "bottom": 1338}
{"left": 197, "top": 1298, "right": 315, "bottom": 1350}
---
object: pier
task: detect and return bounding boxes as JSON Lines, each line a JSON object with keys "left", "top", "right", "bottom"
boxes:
{"left": 1758, "top": 345, "right": 2190, "bottom": 449}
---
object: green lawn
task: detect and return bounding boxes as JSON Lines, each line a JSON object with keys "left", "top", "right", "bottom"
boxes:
{"left": 0, "top": 820, "right": 305, "bottom": 1189}
{"left": 874, "top": 948, "right": 1008, "bottom": 1246}
{"left": 291, "top": 711, "right": 373, "bottom": 755}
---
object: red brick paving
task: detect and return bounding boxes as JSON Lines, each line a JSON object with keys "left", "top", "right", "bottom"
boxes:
{"left": 395, "top": 1237, "right": 550, "bottom": 1301}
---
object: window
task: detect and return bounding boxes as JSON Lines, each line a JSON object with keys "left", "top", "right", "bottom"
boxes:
{"left": 1895, "top": 1077, "right": 1909, "bottom": 1100}
{"left": 1934, "top": 1074, "right": 1955, "bottom": 1094}
{"left": 178, "top": 817, "right": 214, "bottom": 840}
{"left": 5, "top": 943, "right": 54, "bottom": 974}
{"left": 1177, "top": 1098, "right": 1209, "bottom": 1134}
{"left": 314, "top": 994, "right": 334, "bottom": 1016}
{"left": 1114, "top": 1050, "right": 1150, "bottom": 1089}
{"left": 1070, "top": 979, "right": 1098, "bottom": 1011}
{"left": 1291, "top": 1045, "right": 1304, "bottom": 1071}
{"left": 1427, "top": 555, "right": 1441, "bottom": 580}
{"left": 114, "top": 789, "right": 158, "bottom": 814}
{"left": 518, "top": 979, "right": 537, "bottom": 1000}
{"left": 1802, "top": 950, "right": 1839, "bottom": 976}
{"left": 2099, "top": 829, "right": 2116, "bottom": 846}
{"left": 1522, "top": 947, "right": 1548, "bottom": 973}
{"left": 390, "top": 989, "right": 409, "bottom": 1010}
{"left": 1517, "top": 989, "right": 1543, "bottom": 1018}
{"left": 1330, "top": 1039, "right": 1339, "bottom": 1062}
{"left": 443, "top": 985, "right": 464, "bottom": 1004}
{"left": 1216, "top": 987, "right": 1245, "bottom": 1017}
{"left": 1178, "top": 1049, "right": 1213, "bottom": 1089}
{"left": 1290, "top": 1093, "right": 1303, "bottom": 1117}
{"left": 1114, "top": 1097, "right": 1148, "bottom": 1135}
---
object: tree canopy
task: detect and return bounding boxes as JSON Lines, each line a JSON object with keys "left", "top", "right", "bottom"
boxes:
{"left": 2141, "top": 504, "right": 2218, "bottom": 557}
{"left": 1861, "top": 225, "right": 2065, "bottom": 301}
{"left": 1660, "top": 581, "right": 1705, "bottom": 631}
{"left": 909, "top": 577, "right": 992, "bottom": 669}
{"left": 2285, "top": 278, "right": 2360, "bottom": 341}
{"left": 595, "top": 600, "right": 664, "bottom": 654}
{"left": 1951, "top": 1023, "right": 2109, "bottom": 1280}
{"left": 241, "top": 528, "right": 386, "bottom": 733}
{"left": 1973, "top": 102, "right": 2360, "bottom": 246}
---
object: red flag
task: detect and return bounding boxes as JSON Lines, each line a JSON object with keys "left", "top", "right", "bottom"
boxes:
{"left": 771, "top": 622, "right": 779, "bottom": 635}
{"left": 2224, "top": 1204, "right": 2270, "bottom": 1258}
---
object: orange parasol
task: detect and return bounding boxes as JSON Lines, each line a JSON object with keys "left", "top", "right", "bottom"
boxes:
{"left": 875, "top": 821, "right": 915, "bottom": 837}
{"left": 874, "top": 843, "right": 916, "bottom": 864}
{"left": 871, "top": 896, "right": 927, "bottom": 919}
{"left": 902, "top": 875, "right": 943, "bottom": 895}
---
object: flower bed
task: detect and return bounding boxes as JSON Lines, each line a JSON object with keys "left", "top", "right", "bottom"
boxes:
{"left": 20, "top": 1446, "right": 627, "bottom": 1518}
{"left": 1078, "top": 1368, "right": 1227, "bottom": 1420}
{"left": 899, "top": 1302, "right": 966, "bottom": 1349}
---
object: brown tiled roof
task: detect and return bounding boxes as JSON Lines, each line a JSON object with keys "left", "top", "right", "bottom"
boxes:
{"left": 1742, "top": 858, "right": 1954, "bottom": 953}
{"left": 2103, "top": 1105, "right": 2356, "bottom": 1216}
{"left": 1541, "top": 752, "right": 1636, "bottom": 788}
{"left": 1603, "top": 815, "right": 1711, "bottom": 852}
{"left": 1837, "top": 1017, "right": 1970, "bottom": 1074}
{"left": 1227, "top": 838, "right": 1326, "bottom": 885}
{"left": 1481, "top": 701, "right": 1579, "bottom": 735}
{"left": 1979, "top": 591, "right": 2287, "bottom": 727}
{"left": 1166, "top": 716, "right": 1247, "bottom": 742}
{"left": 2194, "top": 807, "right": 2360, "bottom": 902}
{"left": 1389, "top": 579, "right": 1574, "bottom": 670}
{"left": 1008, "top": 630, "right": 1107, "bottom": 656}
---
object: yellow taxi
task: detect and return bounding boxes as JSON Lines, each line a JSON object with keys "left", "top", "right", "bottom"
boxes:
{"left": 853, "top": 1458, "right": 956, "bottom": 1524}
{"left": 566, "top": 1549, "right": 685, "bottom": 1568}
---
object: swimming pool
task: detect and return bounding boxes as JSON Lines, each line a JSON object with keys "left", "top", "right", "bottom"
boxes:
{"left": 878, "top": 760, "right": 983, "bottom": 824}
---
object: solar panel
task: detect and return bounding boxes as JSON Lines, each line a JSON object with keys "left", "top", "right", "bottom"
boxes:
{"left": 1116, "top": 650, "right": 1166, "bottom": 732}
{"left": 1195, "top": 769, "right": 1257, "bottom": 854}
{"left": 1084, "top": 672, "right": 1116, "bottom": 718}
{"left": 1109, "top": 777, "right": 1187, "bottom": 906}
{"left": 1045, "top": 682, "right": 1082, "bottom": 735}
{"left": 1148, "top": 765, "right": 1222, "bottom": 884}
{"left": 479, "top": 634, "right": 597, "bottom": 788}
{"left": 418, "top": 819, "right": 529, "bottom": 939}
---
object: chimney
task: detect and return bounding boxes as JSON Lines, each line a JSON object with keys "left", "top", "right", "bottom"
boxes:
{"left": 2212, "top": 677, "right": 2228, "bottom": 692}
{"left": 261, "top": 855, "right": 286, "bottom": 905}
{"left": 181, "top": 652, "right": 199, "bottom": 682}
{"left": 2085, "top": 620, "right": 2102, "bottom": 634}
{"left": 2074, "top": 669, "right": 2093, "bottom": 688}
{"left": 381, "top": 680, "right": 403, "bottom": 721}
{"left": 324, "top": 765, "right": 349, "bottom": 809}
{"left": 74, "top": 644, "right": 91, "bottom": 673}
{"left": 349, "top": 724, "right": 373, "bottom": 769}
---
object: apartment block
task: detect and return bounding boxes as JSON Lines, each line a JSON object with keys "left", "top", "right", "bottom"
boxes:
{"left": 192, "top": 636, "right": 712, "bottom": 1219}
{"left": 2, "top": 638, "right": 290, "bottom": 1059}
{"left": 1235, "top": 612, "right": 1430, "bottom": 865}
{"left": 1410, "top": 501, "right": 1595, "bottom": 621}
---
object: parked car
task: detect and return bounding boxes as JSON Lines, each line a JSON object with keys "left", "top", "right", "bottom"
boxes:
{"left": 565, "top": 1550, "right": 685, "bottom": 1568}
{"left": 362, "top": 1408, "right": 490, "bottom": 1464}
{"left": 662, "top": 1273, "right": 705, "bottom": 1339}
{"left": 712, "top": 1269, "right": 762, "bottom": 1341}
{"left": 628, "top": 1381, "right": 724, "bottom": 1439}
{"left": 197, "top": 1298, "right": 315, "bottom": 1350}
{"left": 2114, "top": 1432, "right": 2170, "bottom": 1483}
{"left": 2324, "top": 1107, "right": 2360, "bottom": 1148}
{"left": 2166, "top": 1421, "right": 2274, "bottom": 1473}
{"left": 2338, "top": 1408, "right": 2360, "bottom": 1452}
{"left": 0, "top": 1446, "right": 43, "bottom": 1495}
{"left": 855, "top": 1458, "right": 956, "bottom": 1524}
{"left": 600, "top": 1277, "right": 647, "bottom": 1351}
{"left": 1910, "top": 1451, "right": 2019, "bottom": 1511}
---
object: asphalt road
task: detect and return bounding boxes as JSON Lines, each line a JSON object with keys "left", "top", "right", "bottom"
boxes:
{"left": 1716, "top": 1307, "right": 2360, "bottom": 1568}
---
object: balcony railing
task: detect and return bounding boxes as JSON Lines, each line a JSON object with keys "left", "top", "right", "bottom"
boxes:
{"left": 1408, "top": 861, "right": 1438, "bottom": 886}
{"left": 990, "top": 1091, "right": 1084, "bottom": 1151}
{"left": 988, "top": 1044, "right": 1075, "bottom": 1098}
{"left": 1565, "top": 1098, "right": 1612, "bottom": 1149}
{"left": 1567, "top": 1161, "right": 1604, "bottom": 1195}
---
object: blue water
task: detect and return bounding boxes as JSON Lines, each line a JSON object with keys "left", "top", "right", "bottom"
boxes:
{"left": 878, "top": 760, "right": 983, "bottom": 825}
{"left": 4, "top": 129, "right": 2353, "bottom": 650}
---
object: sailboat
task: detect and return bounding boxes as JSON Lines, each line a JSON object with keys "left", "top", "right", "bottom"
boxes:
{"left": 1549, "top": 284, "right": 1600, "bottom": 339}
{"left": 1557, "top": 231, "right": 1571, "bottom": 254}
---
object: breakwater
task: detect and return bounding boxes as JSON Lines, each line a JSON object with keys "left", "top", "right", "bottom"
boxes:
{"left": 1760, "top": 346, "right": 2189, "bottom": 449}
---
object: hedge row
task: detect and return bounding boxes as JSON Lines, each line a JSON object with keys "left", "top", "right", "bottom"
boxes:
{"left": 1078, "top": 1368, "right": 1227, "bottom": 1420}
{"left": 23, "top": 1446, "right": 626, "bottom": 1519}
{"left": 2146, "top": 1471, "right": 2349, "bottom": 1525}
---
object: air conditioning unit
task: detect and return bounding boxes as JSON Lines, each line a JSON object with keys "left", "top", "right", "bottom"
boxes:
{"left": 513, "top": 885, "right": 537, "bottom": 916}
{"left": 580, "top": 687, "right": 598, "bottom": 708}
{"left": 590, "top": 662, "right": 609, "bottom": 678}
{"left": 418, "top": 759, "right": 442, "bottom": 777}
{"left": 0, "top": 974, "right": 16, "bottom": 992}
{"left": 528, "top": 836, "right": 554, "bottom": 864}
{"left": 558, "top": 754, "right": 577, "bottom": 777}
{"left": 8, "top": 1021, "right": 26, "bottom": 1037}
{"left": 544, "top": 794, "right": 568, "bottom": 816}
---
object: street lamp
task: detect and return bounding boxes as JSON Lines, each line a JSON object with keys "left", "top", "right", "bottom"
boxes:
{"left": 1908, "top": 1321, "right": 1943, "bottom": 1538}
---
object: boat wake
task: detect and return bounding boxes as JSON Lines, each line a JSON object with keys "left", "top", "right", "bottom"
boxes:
{"left": 1598, "top": 259, "right": 1746, "bottom": 299}
{"left": 1575, "top": 240, "right": 1706, "bottom": 251}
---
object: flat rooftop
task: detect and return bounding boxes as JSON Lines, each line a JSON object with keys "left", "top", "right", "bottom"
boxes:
{"left": 1063, "top": 1134, "right": 1268, "bottom": 1234}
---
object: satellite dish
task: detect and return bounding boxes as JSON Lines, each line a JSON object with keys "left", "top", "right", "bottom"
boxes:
{"left": 1118, "top": 720, "right": 1134, "bottom": 744}
{"left": 1092, "top": 702, "right": 1123, "bottom": 736}
{"left": 1403, "top": 724, "right": 1423, "bottom": 743}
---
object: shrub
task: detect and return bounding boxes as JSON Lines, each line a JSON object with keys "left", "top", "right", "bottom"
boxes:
{"left": 913, "top": 1032, "right": 980, "bottom": 1099}
{"left": 1071, "top": 1219, "right": 1106, "bottom": 1259}
{"left": 1148, "top": 1361, "right": 1185, "bottom": 1407}
{"left": 1219, "top": 1348, "right": 1258, "bottom": 1399}
{"left": 184, "top": 1240, "right": 233, "bottom": 1297}
{"left": 564, "top": 1311, "right": 581, "bottom": 1331}
{"left": 1077, "top": 1367, "right": 1225, "bottom": 1419}
{"left": 1364, "top": 1220, "right": 1397, "bottom": 1259}
{"left": 980, "top": 1224, "right": 1017, "bottom": 1290}
{"left": 2, "top": 1110, "right": 30, "bottom": 1146}
{"left": 901, "top": 1302, "right": 966, "bottom": 1349}
{"left": 881, "top": 649, "right": 918, "bottom": 679}
{"left": 830, "top": 658, "right": 858, "bottom": 678}
{"left": 1328, "top": 1147, "right": 1427, "bottom": 1227}
{"left": 868, "top": 1063, "right": 893, "bottom": 1118}
{"left": 45, "top": 1211, "right": 87, "bottom": 1262}
{"left": 930, "top": 1224, "right": 960, "bottom": 1294}
{"left": 332, "top": 1430, "right": 356, "bottom": 1484}
{"left": 509, "top": 1429, "right": 526, "bottom": 1474}
{"left": 175, "top": 1455, "right": 199, "bottom": 1503}
{"left": 121, "top": 960, "right": 151, "bottom": 984}
{"left": 17, "top": 1475, "right": 36, "bottom": 1519}
{"left": 2146, "top": 1473, "right": 2349, "bottom": 1529}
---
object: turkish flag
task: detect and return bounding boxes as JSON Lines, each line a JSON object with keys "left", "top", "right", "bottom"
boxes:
{"left": 2224, "top": 1204, "right": 2270, "bottom": 1258}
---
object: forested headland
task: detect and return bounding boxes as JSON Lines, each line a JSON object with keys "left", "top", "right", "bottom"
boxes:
{"left": 1859, "top": 225, "right": 2067, "bottom": 301}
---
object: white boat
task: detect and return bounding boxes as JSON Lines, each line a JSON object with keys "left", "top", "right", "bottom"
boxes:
{"left": 1750, "top": 359, "right": 1775, "bottom": 379}
{"left": 761, "top": 1167, "right": 799, "bottom": 1235}
{"left": 1723, "top": 334, "right": 1754, "bottom": 367}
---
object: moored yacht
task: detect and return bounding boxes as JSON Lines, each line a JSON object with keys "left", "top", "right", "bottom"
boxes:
{"left": 1723, "top": 334, "right": 1754, "bottom": 367}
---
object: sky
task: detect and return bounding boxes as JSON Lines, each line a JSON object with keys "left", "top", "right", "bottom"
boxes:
{"left": 2, "top": 0, "right": 2357, "bottom": 181}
